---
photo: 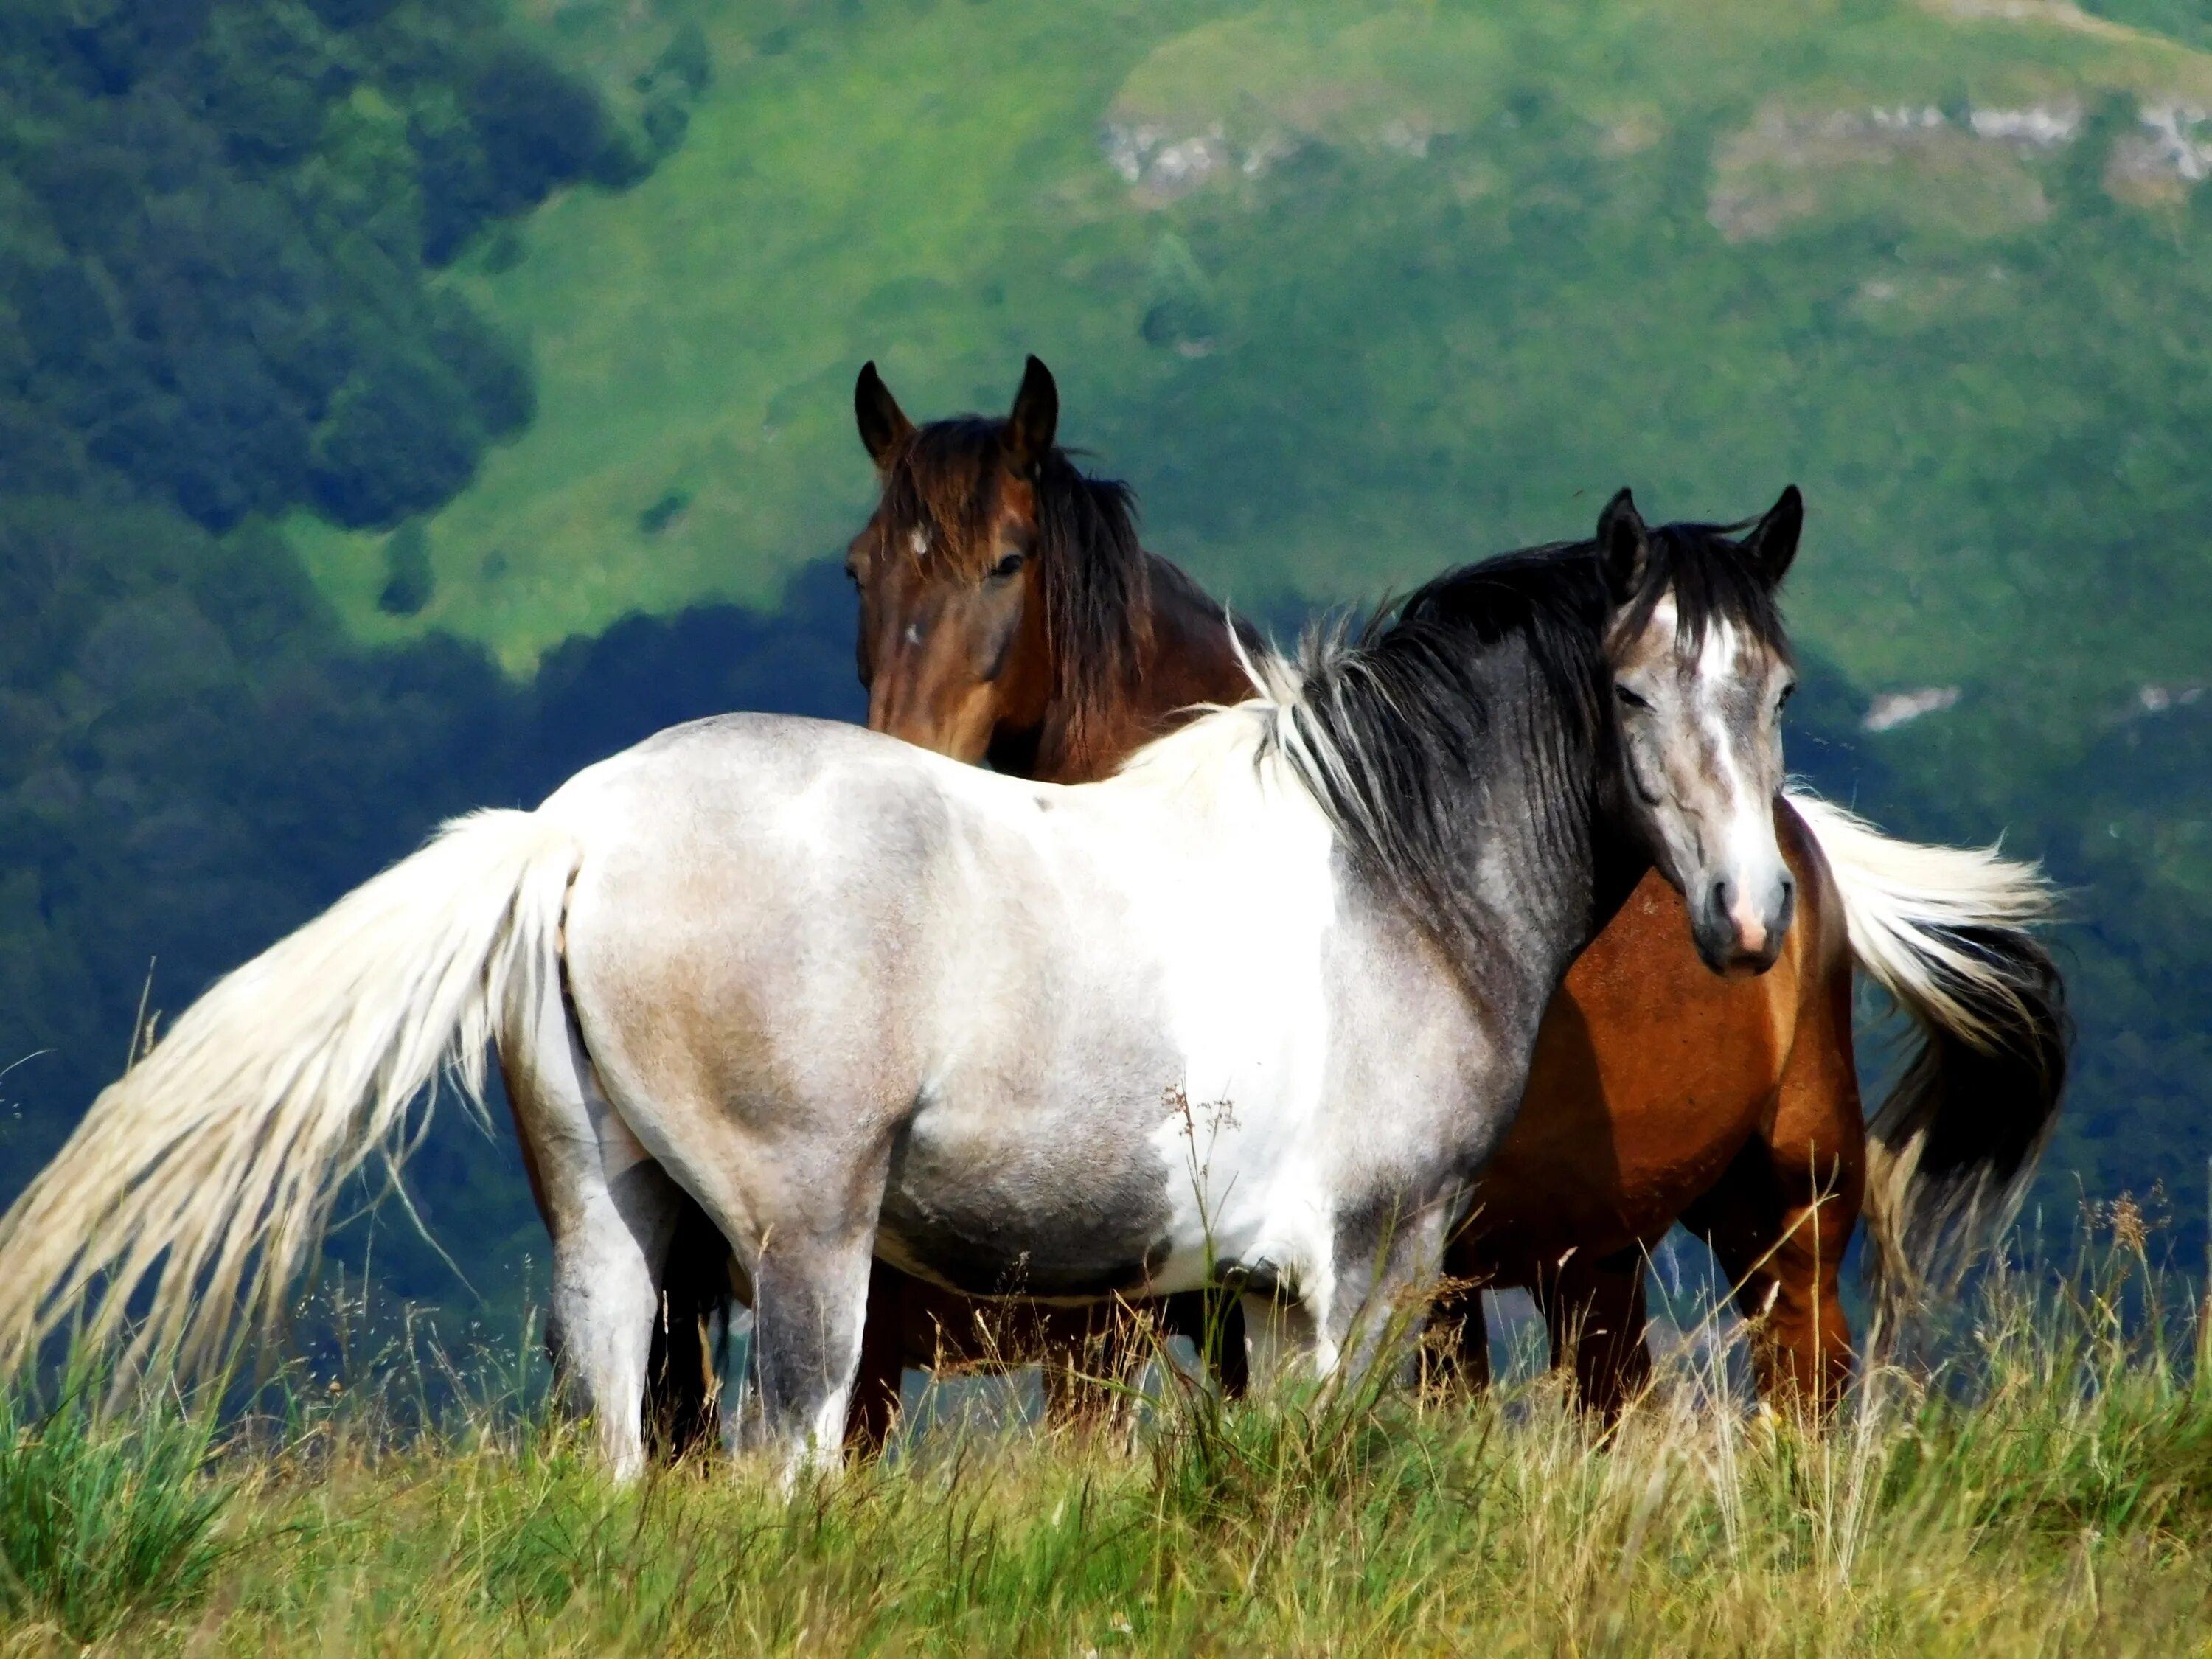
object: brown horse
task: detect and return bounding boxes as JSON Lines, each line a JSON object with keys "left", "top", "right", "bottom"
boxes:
{"left": 835, "top": 355, "right": 2069, "bottom": 1418}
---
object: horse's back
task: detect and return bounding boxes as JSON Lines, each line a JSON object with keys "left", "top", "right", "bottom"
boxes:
{"left": 544, "top": 712, "right": 945, "bottom": 826}
{"left": 543, "top": 709, "right": 1216, "bottom": 1130}
{"left": 543, "top": 714, "right": 974, "bottom": 1118}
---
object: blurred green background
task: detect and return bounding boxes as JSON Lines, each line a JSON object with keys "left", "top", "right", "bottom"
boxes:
{"left": 2, "top": 0, "right": 2208, "bottom": 1319}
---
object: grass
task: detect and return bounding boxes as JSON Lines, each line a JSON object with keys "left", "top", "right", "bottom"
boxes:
{"left": 6, "top": 1222, "right": 2212, "bottom": 1654}
{"left": 0, "top": 1379, "right": 232, "bottom": 1644}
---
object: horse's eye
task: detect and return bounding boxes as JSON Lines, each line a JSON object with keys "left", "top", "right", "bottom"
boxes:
{"left": 1615, "top": 684, "right": 1651, "bottom": 712}
{"left": 990, "top": 551, "right": 1026, "bottom": 581}
{"left": 1778, "top": 681, "right": 1797, "bottom": 710}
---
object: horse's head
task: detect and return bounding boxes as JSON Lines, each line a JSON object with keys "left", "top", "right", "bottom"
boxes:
{"left": 1598, "top": 486, "right": 1803, "bottom": 977}
{"left": 846, "top": 358, "right": 1062, "bottom": 767}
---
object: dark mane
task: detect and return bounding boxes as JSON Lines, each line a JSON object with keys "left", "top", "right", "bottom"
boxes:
{"left": 1615, "top": 520, "right": 1795, "bottom": 668}
{"left": 1279, "top": 520, "right": 1792, "bottom": 978}
{"left": 876, "top": 417, "right": 1151, "bottom": 753}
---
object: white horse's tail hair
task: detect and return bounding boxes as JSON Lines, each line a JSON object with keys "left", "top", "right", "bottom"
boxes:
{"left": 1786, "top": 792, "right": 2070, "bottom": 1331}
{"left": 0, "top": 808, "right": 580, "bottom": 1386}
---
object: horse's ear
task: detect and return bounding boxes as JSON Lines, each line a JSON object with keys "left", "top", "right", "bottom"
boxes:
{"left": 1003, "top": 355, "right": 1058, "bottom": 476}
{"left": 1597, "top": 487, "right": 1651, "bottom": 605}
{"left": 1743, "top": 484, "right": 1802, "bottom": 587}
{"left": 855, "top": 361, "right": 914, "bottom": 467}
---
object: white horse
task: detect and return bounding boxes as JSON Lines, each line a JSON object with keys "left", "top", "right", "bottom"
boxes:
{"left": 0, "top": 491, "right": 1806, "bottom": 1476}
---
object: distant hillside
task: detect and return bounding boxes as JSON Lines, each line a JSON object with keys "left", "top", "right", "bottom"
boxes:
{"left": 298, "top": 1, "right": 2212, "bottom": 721}
{"left": 289, "top": 0, "right": 2212, "bottom": 934}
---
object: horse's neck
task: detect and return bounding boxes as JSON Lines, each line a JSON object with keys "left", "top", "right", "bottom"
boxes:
{"left": 1411, "top": 662, "right": 1628, "bottom": 1043}
{"left": 1035, "top": 551, "right": 1257, "bottom": 785}
{"left": 1460, "top": 810, "right": 1594, "bottom": 1040}
{"left": 1141, "top": 553, "right": 1259, "bottom": 706}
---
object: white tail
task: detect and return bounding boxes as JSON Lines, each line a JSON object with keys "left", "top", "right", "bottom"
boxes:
{"left": 0, "top": 808, "right": 580, "bottom": 1383}
{"left": 1787, "top": 791, "right": 2069, "bottom": 1325}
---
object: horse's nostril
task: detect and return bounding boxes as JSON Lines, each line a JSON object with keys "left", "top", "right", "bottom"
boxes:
{"left": 1708, "top": 877, "right": 1732, "bottom": 922}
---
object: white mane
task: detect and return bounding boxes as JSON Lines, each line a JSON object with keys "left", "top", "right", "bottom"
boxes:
{"left": 1107, "top": 616, "right": 1310, "bottom": 796}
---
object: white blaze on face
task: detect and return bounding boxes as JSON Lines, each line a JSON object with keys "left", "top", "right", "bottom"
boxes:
{"left": 1691, "top": 616, "right": 1788, "bottom": 953}
{"left": 1618, "top": 594, "right": 1792, "bottom": 964}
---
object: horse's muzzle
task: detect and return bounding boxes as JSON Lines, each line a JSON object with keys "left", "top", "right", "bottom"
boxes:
{"left": 1694, "top": 871, "right": 1795, "bottom": 978}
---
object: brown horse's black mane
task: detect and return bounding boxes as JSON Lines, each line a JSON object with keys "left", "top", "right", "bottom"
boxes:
{"left": 876, "top": 416, "right": 1153, "bottom": 753}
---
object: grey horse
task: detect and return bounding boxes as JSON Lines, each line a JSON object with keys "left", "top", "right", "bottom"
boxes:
{"left": 0, "top": 490, "right": 1803, "bottom": 1477}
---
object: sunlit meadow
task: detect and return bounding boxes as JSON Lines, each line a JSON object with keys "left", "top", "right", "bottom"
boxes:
{"left": 4, "top": 1209, "right": 2208, "bottom": 1655}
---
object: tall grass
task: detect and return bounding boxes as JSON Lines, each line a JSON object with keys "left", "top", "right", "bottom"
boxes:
{"left": 0, "top": 1377, "right": 232, "bottom": 1644}
{"left": 5, "top": 1219, "right": 2212, "bottom": 1654}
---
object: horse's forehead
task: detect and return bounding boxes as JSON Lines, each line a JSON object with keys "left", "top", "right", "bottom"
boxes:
{"left": 877, "top": 449, "right": 1029, "bottom": 577}
{"left": 1620, "top": 593, "right": 1775, "bottom": 689}
{"left": 868, "top": 497, "right": 961, "bottom": 585}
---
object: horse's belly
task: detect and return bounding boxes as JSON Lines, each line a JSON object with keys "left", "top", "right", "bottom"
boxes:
{"left": 874, "top": 1091, "right": 1182, "bottom": 1298}
{"left": 874, "top": 1082, "right": 1330, "bottom": 1304}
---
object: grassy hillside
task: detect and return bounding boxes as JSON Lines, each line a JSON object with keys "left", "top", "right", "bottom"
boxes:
{"left": 293, "top": 0, "right": 2212, "bottom": 734}
{"left": 4, "top": 1238, "right": 2210, "bottom": 1653}
{"left": 271, "top": 0, "right": 2212, "bottom": 1244}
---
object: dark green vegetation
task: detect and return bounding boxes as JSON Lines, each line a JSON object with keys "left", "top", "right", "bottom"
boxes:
{"left": 1, "top": 0, "right": 2210, "bottom": 1324}
{"left": 4, "top": 1235, "right": 2211, "bottom": 1653}
{"left": 0, "top": 0, "right": 810, "bottom": 1307}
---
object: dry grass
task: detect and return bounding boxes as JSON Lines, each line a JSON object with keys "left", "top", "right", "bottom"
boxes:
{"left": 4, "top": 1226, "right": 2211, "bottom": 1655}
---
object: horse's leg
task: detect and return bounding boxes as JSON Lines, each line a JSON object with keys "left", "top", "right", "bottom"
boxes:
{"left": 1037, "top": 1300, "right": 1120, "bottom": 1427}
{"left": 1687, "top": 950, "right": 1864, "bottom": 1415}
{"left": 1686, "top": 1153, "right": 1854, "bottom": 1414}
{"left": 1428, "top": 1231, "right": 1492, "bottom": 1396}
{"left": 1680, "top": 1035, "right": 1860, "bottom": 1412}
{"left": 844, "top": 1261, "right": 919, "bottom": 1455}
{"left": 1159, "top": 1289, "right": 1250, "bottom": 1399}
{"left": 647, "top": 1199, "right": 732, "bottom": 1461}
{"left": 501, "top": 991, "right": 682, "bottom": 1481}
{"left": 1534, "top": 1248, "right": 1652, "bottom": 1418}
{"left": 1316, "top": 1199, "right": 1454, "bottom": 1385}
{"left": 1074, "top": 1293, "right": 1245, "bottom": 1415}
{"left": 1242, "top": 1292, "right": 1317, "bottom": 1388}
{"left": 1456, "top": 1295, "right": 1493, "bottom": 1394}
{"left": 1412, "top": 1282, "right": 1487, "bottom": 1397}
{"left": 1062, "top": 1291, "right": 1253, "bottom": 1412}
{"left": 658, "top": 1137, "right": 886, "bottom": 1476}
{"left": 743, "top": 1222, "right": 878, "bottom": 1472}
